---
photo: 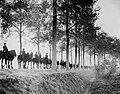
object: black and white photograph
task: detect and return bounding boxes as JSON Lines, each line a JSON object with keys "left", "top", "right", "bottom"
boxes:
{"left": 0, "top": 0, "right": 120, "bottom": 94}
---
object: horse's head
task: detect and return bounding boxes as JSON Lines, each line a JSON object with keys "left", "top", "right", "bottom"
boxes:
{"left": 10, "top": 50, "right": 17, "bottom": 57}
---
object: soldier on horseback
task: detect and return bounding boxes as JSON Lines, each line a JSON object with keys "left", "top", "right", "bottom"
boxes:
{"left": 21, "top": 48, "right": 26, "bottom": 59}
{"left": 21, "top": 48, "right": 26, "bottom": 68}
{"left": 33, "top": 52, "right": 39, "bottom": 69}
{"left": 45, "top": 53, "right": 48, "bottom": 59}
{"left": 34, "top": 52, "right": 38, "bottom": 59}
{"left": 2, "top": 43, "right": 9, "bottom": 59}
{"left": 3, "top": 43, "right": 8, "bottom": 54}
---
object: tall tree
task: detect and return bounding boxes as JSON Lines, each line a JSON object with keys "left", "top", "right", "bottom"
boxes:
{"left": 0, "top": 0, "right": 30, "bottom": 54}
{"left": 26, "top": 0, "right": 51, "bottom": 56}
{"left": 51, "top": 0, "right": 57, "bottom": 70}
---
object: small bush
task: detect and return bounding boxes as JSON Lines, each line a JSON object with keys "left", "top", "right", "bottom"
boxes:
{"left": 89, "top": 75, "right": 120, "bottom": 94}
{"left": 94, "top": 58, "right": 117, "bottom": 80}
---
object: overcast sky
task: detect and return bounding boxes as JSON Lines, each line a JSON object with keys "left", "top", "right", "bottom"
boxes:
{"left": 96, "top": 0, "right": 120, "bottom": 38}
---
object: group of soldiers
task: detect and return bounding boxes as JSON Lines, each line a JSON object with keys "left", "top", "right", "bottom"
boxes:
{"left": 2, "top": 43, "right": 48, "bottom": 60}
{"left": 19, "top": 48, "right": 49, "bottom": 69}
{"left": 21, "top": 48, "right": 48, "bottom": 60}
{"left": 2, "top": 43, "right": 51, "bottom": 69}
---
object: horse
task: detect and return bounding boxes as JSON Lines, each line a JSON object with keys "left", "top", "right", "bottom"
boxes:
{"left": 17, "top": 54, "right": 23, "bottom": 69}
{"left": 33, "top": 57, "right": 39, "bottom": 69}
{"left": 32, "top": 55, "right": 43, "bottom": 69}
{"left": 17, "top": 53, "right": 30, "bottom": 69}
{"left": 0, "top": 50, "right": 16, "bottom": 69}
{"left": 60, "top": 60, "right": 66, "bottom": 69}
{"left": 42, "top": 57, "right": 52, "bottom": 69}
{"left": 27, "top": 52, "right": 33, "bottom": 69}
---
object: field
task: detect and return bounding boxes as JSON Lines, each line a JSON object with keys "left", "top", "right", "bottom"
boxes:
{"left": 0, "top": 68, "right": 96, "bottom": 94}
{"left": 1, "top": 68, "right": 120, "bottom": 94}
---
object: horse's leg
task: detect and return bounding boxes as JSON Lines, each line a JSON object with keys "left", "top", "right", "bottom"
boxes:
{"left": 8, "top": 60, "right": 10, "bottom": 69}
{"left": 23, "top": 61, "right": 26, "bottom": 69}
{"left": 23, "top": 61, "right": 25, "bottom": 69}
{"left": 24, "top": 62, "right": 26, "bottom": 69}
{"left": 19, "top": 61, "right": 21, "bottom": 69}
{"left": 40, "top": 62, "right": 42, "bottom": 69}
{"left": 30, "top": 61, "right": 31, "bottom": 69}
{"left": 24, "top": 61, "right": 26, "bottom": 69}
{"left": 45, "top": 64, "right": 47, "bottom": 69}
{"left": 26, "top": 61, "right": 27, "bottom": 69}
{"left": 2, "top": 59, "right": 6, "bottom": 68}
{"left": 36, "top": 63, "right": 37, "bottom": 69}
{"left": 30, "top": 61, "right": 32, "bottom": 69}
{"left": 1, "top": 59, "right": 3, "bottom": 69}
{"left": 37, "top": 63, "right": 39, "bottom": 69}
{"left": 33, "top": 62, "right": 34, "bottom": 69}
{"left": 38, "top": 63, "right": 39, "bottom": 69}
{"left": 32, "top": 61, "right": 33, "bottom": 69}
{"left": 27, "top": 60, "right": 29, "bottom": 69}
{"left": 27, "top": 61, "right": 29, "bottom": 69}
{"left": 44, "top": 64, "right": 46, "bottom": 69}
{"left": 9, "top": 60, "right": 12, "bottom": 69}
{"left": 25, "top": 61, "right": 27, "bottom": 69}
{"left": 18, "top": 60, "right": 20, "bottom": 69}
{"left": 5, "top": 59, "right": 8, "bottom": 68}
{"left": 11, "top": 60, "right": 13, "bottom": 69}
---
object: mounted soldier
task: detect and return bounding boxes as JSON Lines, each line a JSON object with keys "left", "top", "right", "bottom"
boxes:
{"left": 33, "top": 52, "right": 39, "bottom": 69}
{"left": 21, "top": 48, "right": 26, "bottom": 59}
{"left": 45, "top": 53, "right": 48, "bottom": 59}
{"left": 34, "top": 52, "right": 38, "bottom": 59}
{"left": 1, "top": 43, "right": 16, "bottom": 69}
{"left": 3, "top": 43, "right": 9, "bottom": 58}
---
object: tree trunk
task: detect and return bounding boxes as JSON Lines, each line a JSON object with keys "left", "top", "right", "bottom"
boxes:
{"left": 70, "top": 47, "right": 73, "bottom": 65}
{"left": 19, "top": 8, "right": 23, "bottom": 55}
{"left": 37, "top": 27, "right": 40, "bottom": 65}
{"left": 82, "top": 44, "right": 85, "bottom": 68}
{"left": 61, "top": 51, "right": 63, "bottom": 60}
{"left": 66, "top": 1, "right": 69, "bottom": 70}
{"left": 75, "top": 40, "right": 77, "bottom": 69}
{"left": 90, "top": 53, "right": 92, "bottom": 66}
{"left": 81, "top": 45, "right": 83, "bottom": 68}
{"left": 94, "top": 45, "right": 96, "bottom": 66}
{"left": 74, "top": 0, "right": 77, "bottom": 69}
{"left": 97, "top": 53, "right": 100, "bottom": 65}
{"left": 50, "top": 44, "right": 52, "bottom": 60}
{"left": 19, "top": 22, "right": 22, "bottom": 55}
{"left": 78, "top": 42, "right": 80, "bottom": 68}
{"left": 37, "top": 28, "right": 40, "bottom": 55}
{"left": 51, "top": 0, "right": 57, "bottom": 70}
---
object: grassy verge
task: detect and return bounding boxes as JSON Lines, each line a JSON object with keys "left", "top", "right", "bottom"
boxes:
{"left": 0, "top": 69, "right": 91, "bottom": 94}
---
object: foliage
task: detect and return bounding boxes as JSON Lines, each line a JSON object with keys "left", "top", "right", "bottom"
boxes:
{"left": 89, "top": 74, "right": 120, "bottom": 94}
{"left": 89, "top": 80, "right": 113, "bottom": 94}
{"left": 94, "top": 58, "right": 117, "bottom": 79}
{"left": 0, "top": 0, "right": 29, "bottom": 33}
